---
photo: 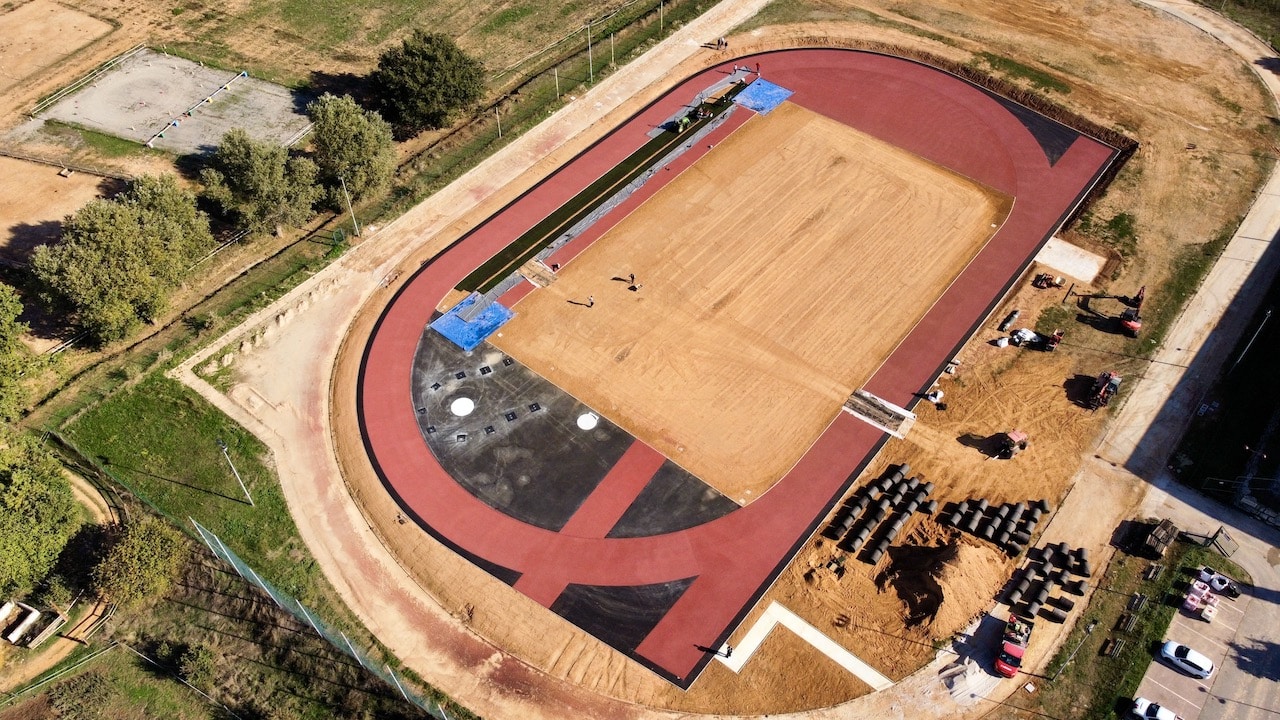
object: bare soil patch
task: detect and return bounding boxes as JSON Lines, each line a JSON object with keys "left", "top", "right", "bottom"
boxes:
{"left": 0, "top": 0, "right": 113, "bottom": 95}
{"left": 0, "top": 156, "right": 117, "bottom": 261}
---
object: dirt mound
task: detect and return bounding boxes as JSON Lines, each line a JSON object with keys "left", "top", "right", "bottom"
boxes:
{"left": 877, "top": 524, "right": 1010, "bottom": 639}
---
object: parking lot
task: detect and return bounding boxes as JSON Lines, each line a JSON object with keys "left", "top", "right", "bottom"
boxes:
{"left": 1132, "top": 577, "right": 1249, "bottom": 719}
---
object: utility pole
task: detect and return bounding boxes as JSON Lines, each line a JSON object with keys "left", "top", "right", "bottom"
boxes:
{"left": 660, "top": 0, "right": 665, "bottom": 35}
{"left": 217, "top": 438, "right": 254, "bottom": 507}
{"left": 611, "top": 33, "right": 615, "bottom": 67}
{"left": 496, "top": 108, "right": 502, "bottom": 138}
{"left": 1053, "top": 619, "right": 1097, "bottom": 680}
{"left": 587, "top": 22, "right": 594, "bottom": 84}
{"left": 338, "top": 175, "right": 360, "bottom": 237}
{"left": 555, "top": 67, "right": 560, "bottom": 98}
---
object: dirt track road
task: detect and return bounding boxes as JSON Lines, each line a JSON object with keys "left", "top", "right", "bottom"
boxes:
{"left": 170, "top": 1, "right": 1280, "bottom": 718}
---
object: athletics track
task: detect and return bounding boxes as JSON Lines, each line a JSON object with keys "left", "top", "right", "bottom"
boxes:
{"left": 358, "top": 48, "right": 1118, "bottom": 687}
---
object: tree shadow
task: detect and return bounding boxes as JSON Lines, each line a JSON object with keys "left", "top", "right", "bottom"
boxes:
{"left": 4, "top": 219, "right": 62, "bottom": 260}
{"left": 299, "top": 70, "right": 371, "bottom": 110}
{"left": 1230, "top": 637, "right": 1280, "bottom": 681}
{"left": 1255, "top": 57, "right": 1280, "bottom": 76}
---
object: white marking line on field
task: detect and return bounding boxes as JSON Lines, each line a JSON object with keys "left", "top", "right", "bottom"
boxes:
{"left": 1170, "top": 620, "right": 1230, "bottom": 651}
{"left": 1149, "top": 677, "right": 1205, "bottom": 711}
{"left": 715, "top": 601, "right": 893, "bottom": 690}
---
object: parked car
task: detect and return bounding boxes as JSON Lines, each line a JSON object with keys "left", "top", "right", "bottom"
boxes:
{"left": 1197, "top": 566, "right": 1241, "bottom": 598}
{"left": 1160, "top": 641, "right": 1215, "bottom": 679}
{"left": 1131, "top": 697, "right": 1181, "bottom": 720}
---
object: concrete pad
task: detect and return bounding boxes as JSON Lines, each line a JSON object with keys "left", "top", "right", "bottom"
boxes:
{"left": 1035, "top": 236, "right": 1107, "bottom": 283}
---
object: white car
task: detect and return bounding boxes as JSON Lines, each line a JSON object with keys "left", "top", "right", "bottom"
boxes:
{"left": 1197, "top": 566, "right": 1241, "bottom": 598}
{"left": 1131, "top": 697, "right": 1181, "bottom": 720}
{"left": 1160, "top": 641, "right": 1215, "bottom": 679}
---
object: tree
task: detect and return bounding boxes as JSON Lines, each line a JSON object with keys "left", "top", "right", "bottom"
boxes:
{"left": 0, "top": 430, "right": 80, "bottom": 597}
{"left": 307, "top": 93, "right": 397, "bottom": 209}
{"left": 178, "top": 643, "right": 217, "bottom": 690}
{"left": 31, "top": 175, "right": 214, "bottom": 344}
{"left": 371, "top": 30, "right": 484, "bottom": 137}
{"left": 201, "top": 128, "right": 320, "bottom": 235}
{"left": 0, "top": 283, "right": 36, "bottom": 422}
{"left": 92, "top": 514, "right": 188, "bottom": 607}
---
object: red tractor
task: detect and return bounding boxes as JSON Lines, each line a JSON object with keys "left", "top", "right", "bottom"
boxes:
{"left": 1119, "top": 286, "right": 1145, "bottom": 337}
{"left": 1088, "top": 371, "right": 1122, "bottom": 410}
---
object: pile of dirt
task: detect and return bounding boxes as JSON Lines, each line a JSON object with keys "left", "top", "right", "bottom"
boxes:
{"left": 877, "top": 525, "right": 1009, "bottom": 640}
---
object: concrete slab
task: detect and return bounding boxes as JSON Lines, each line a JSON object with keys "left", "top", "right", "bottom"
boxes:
{"left": 1035, "top": 236, "right": 1107, "bottom": 283}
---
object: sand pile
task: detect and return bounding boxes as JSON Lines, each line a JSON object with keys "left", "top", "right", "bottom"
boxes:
{"left": 878, "top": 525, "right": 1010, "bottom": 640}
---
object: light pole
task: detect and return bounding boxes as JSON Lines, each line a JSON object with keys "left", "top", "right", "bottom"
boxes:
{"left": 218, "top": 438, "right": 254, "bottom": 507}
{"left": 339, "top": 175, "right": 360, "bottom": 237}
{"left": 587, "top": 22, "right": 594, "bottom": 84}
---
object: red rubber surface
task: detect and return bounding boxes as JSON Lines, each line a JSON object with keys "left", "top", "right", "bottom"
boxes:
{"left": 358, "top": 49, "right": 1116, "bottom": 686}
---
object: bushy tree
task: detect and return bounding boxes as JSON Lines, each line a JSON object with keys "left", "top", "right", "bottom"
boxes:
{"left": 371, "top": 30, "right": 484, "bottom": 137}
{"left": 0, "top": 283, "right": 36, "bottom": 421}
{"left": 31, "top": 174, "right": 214, "bottom": 344}
{"left": 92, "top": 514, "right": 188, "bottom": 607}
{"left": 307, "top": 93, "right": 397, "bottom": 209}
{"left": 0, "top": 430, "right": 79, "bottom": 596}
{"left": 178, "top": 642, "right": 217, "bottom": 690}
{"left": 201, "top": 128, "right": 320, "bottom": 235}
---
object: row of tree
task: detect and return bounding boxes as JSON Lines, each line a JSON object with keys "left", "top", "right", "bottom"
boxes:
{"left": 0, "top": 31, "right": 485, "bottom": 612}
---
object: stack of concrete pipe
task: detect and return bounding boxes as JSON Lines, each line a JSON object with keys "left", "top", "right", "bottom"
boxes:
{"left": 820, "top": 463, "right": 941, "bottom": 565}
{"left": 941, "top": 496, "right": 1051, "bottom": 556}
{"left": 1003, "top": 540, "right": 1092, "bottom": 623}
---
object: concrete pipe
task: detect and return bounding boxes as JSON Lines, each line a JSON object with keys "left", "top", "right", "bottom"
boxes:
{"left": 1045, "top": 607, "right": 1068, "bottom": 624}
{"left": 996, "top": 530, "right": 1011, "bottom": 546}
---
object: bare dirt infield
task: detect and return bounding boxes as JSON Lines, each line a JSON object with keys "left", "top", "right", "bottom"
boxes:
{"left": 0, "top": 1, "right": 112, "bottom": 95}
{"left": 492, "top": 102, "right": 1009, "bottom": 502}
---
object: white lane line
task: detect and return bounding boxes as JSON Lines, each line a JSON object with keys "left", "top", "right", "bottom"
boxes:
{"left": 715, "top": 601, "right": 894, "bottom": 690}
{"left": 1149, "top": 677, "right": 1205, "bottom": 711}
{"left": 1170, "top": 620, "right": 1231, "bottom": 651}
{"left": 1214, "top": 600, "right": 1246, "bottom": 616}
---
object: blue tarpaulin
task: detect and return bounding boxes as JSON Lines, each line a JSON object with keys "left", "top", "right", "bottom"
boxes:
{"left": 733, "top": 78, "right": 794, "bottom": 115}
{"left": 430, "top": 293, "right": 514, "bottom": 352}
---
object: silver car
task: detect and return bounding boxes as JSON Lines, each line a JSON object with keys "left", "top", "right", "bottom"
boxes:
{"left": 1160, "top": 640, "right": 1214, "bottom": 679}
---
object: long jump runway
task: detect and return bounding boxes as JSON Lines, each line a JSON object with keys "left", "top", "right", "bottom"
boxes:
{"left": 358, "top": 48, "right": 1118, "bottom": 688}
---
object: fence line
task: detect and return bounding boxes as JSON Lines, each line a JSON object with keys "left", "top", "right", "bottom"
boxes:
{"left": 30, "top": 43, "right": 147, "bottom": 117}
{"left": 188, "top": 518, "right": 452, "bottom": 717}
{"left": 0, "top": 147, "right": 133, "bottom": 181}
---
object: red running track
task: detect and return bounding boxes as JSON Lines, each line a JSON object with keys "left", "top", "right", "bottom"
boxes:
{"left": 358, "top": 48, "right": 1117, "bottom": 687}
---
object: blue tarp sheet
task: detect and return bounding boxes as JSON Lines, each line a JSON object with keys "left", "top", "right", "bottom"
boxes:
{"left": 430, "top": 293, "right": 514, "bottom": 352}
{"left": 733, "top": 78, "right": 793, "bottom": 116}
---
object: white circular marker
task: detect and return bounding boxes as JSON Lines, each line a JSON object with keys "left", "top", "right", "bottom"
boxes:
{"left": 577, "top": 412, "right": 599, "bottom": 430}
{"left": 450, "top": 397, "right": 475, "bottom": 416}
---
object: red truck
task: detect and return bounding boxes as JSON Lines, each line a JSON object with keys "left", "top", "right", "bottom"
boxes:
{"left": 995, "top": 615, "right": 1033, "bottom": 678}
